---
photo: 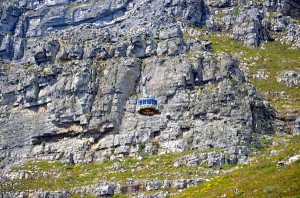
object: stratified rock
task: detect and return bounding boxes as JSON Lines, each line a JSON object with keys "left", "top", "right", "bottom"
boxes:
{"left": 171, "top": 179, "right": 187, "bottom": 189}
{"left": 0, "top": 190, "right": 70, "bottom": 198}
{"left": 293, "top": 117, "right": 300, "bottom": 136}
{"left": 95, "top": 183, "right": 115, "bottom": 196}
{"left": 233, "top": 7, "right": 271, "bottom": 46}
{"left": 146, "top": 181, "right": 163, "bottom": 191}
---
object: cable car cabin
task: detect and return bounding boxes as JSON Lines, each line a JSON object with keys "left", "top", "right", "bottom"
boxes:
{"left": 137, "top": 97, "right": 159, "bottom": 116}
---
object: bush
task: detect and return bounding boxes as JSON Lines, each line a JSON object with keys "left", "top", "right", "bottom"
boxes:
{"left": 264, "top": 186, "right": 275, "bottom": 193}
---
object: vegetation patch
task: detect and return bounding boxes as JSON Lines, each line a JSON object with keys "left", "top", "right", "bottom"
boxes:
{"left": 173, "top": 135, "right": 300, "bottom": 198}
{"left": 0, "top": 149, "right": 217, "bottom": 193}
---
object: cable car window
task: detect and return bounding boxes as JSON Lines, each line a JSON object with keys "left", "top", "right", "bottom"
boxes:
{"left": 143, "top": 100, "right": 146, "bottom": 105}
{"left": 147, "top": 99, "right": 151, "bottom": 104}
{"left": 139, "top": 100, "right": 142, "bottom": 105}
{"left": 154, "top": 100, "right": 157, "bottom": 106}
{"left": 150, "top": 99, "right": 154, "bottom": 105}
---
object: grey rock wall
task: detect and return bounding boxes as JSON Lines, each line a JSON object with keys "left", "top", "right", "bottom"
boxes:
{"left": 0, "top": 0, "right": 297, "bottom": 172}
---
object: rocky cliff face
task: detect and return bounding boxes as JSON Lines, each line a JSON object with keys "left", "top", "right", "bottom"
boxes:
{"left": 0, "top": 0, "right": 299, "bottom": 173}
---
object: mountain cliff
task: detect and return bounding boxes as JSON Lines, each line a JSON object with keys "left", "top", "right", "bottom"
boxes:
{"left": 0, "top": 0, "right": 300, "bottom": 197}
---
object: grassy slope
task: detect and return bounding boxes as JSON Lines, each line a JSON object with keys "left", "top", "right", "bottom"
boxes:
{"left": 3, "top": 135, "right": 299, "bottom": 198}
{"left": 0, "top": 150, "right": 217, "bottom": 193}
{"left": 173, "top": 135, "right": 300, "bottom": 198}
{"left": 207, "top": 35, "right": 300, "bottom": 113}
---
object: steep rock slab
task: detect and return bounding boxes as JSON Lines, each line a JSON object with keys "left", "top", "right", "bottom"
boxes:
{"left": 0, "top": 0, "right": 283, "bottom": 171}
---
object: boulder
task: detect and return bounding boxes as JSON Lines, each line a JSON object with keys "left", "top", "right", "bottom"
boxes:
{"left": 277, "top": 70, "right": 300, "bottom": 88}
{"left": 95, "top": 183, "right": 115, "bottom": 196}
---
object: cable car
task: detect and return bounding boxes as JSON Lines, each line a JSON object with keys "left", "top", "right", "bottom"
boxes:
{"left": 137, "top": 76, "right": 160, "bottom": 116}
{"left": 137, "top": 96, "right": 159, "bottom": 116}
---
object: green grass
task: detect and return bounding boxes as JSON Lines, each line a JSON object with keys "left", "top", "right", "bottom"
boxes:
{"left": 112, "top": 194, "right": 128, "bottom": 198}
{"left": 173, "top": 135, "right": 300, "bottom": 198}
{"left": 0, "top": 149, "right": 216, "bottom": 192}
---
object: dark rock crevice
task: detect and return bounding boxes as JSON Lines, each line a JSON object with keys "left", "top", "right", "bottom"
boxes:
{"left": 282, "top": 0, "right": 300, "bottom": 19}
